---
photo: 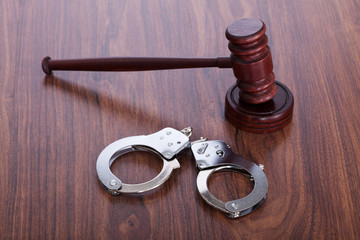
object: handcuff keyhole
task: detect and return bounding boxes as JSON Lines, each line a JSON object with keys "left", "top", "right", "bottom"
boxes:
{"left": 216, "top": 150, "right": 224, "bottom": 157}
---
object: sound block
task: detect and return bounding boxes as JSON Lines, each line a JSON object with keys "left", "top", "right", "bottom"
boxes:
{"left": 225, "top": 81, "right": 294, "bottom": 133}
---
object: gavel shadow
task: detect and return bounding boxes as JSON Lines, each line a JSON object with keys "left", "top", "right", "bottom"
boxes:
{"left": 44, "top": 75, "right": 183, "bottom": 201}
{"left": 43, "top": 75, "right": 172, "bottom": 127}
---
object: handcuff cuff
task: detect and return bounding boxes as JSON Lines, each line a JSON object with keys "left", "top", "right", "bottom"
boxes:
{"left": 96, "top": 127, "right": 268, "bottom": 218}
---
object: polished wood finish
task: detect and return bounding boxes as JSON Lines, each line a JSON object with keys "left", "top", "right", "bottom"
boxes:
{"left": 225, "top": 81, "right": 294, "bottom": 133}
{"left": 226, "top": 18, "right": 276, "bottom": 104}
{"left": 42, "top": 56, "right": 232, "bottom": 74}
{"left": 225, "top": 18, "right": 294, "bottom": 133}
{"left": 1, "top": 0, "right": 360, "bottom": 239}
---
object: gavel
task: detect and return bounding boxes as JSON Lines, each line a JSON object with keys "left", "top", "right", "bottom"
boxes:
{"left": 42, "top": 18, "right": 294, "bottom": 133}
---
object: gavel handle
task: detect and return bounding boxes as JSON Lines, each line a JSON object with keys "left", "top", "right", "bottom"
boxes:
{"left": 42, "top": 56, "right": 232, "bottom": 75}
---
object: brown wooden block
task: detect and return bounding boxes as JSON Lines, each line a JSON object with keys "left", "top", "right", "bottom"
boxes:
{"left": 225, "top": 81, "right": 294, "bottom": 133}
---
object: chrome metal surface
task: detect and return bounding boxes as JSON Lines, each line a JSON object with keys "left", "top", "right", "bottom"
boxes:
{"left": 96, "top": 127, "right": 267, "bottom": 218}
{"left": 192, "top": 140, "right": 268, "bottom": 218}
{"left": 96, "top": 127, "right": 192, "bottom": 194}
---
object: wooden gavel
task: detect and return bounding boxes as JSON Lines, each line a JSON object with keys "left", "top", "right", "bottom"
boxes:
{"left": 42, "top": 18, "right": 294, "bottom": 133}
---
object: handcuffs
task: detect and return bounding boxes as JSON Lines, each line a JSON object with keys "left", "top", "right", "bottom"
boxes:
{"left": 96, "top": 127, "right": 268, "bottom": 218}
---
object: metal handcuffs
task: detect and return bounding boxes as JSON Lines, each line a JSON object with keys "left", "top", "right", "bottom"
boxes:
{"left": 96, "top": 127, "right": 268, "bottom": 218}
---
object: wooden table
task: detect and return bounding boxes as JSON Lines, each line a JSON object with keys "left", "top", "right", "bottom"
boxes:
{"left": 1, "top": 0, "right": 359, "bottom": 239}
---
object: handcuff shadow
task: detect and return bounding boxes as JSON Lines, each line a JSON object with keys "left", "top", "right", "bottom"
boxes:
{"left": 42, "top": 75, "right": 170, "bottom": 127}
{"left": 193, "top": 185, "right": 269, "bottom": 222}
{"left": 95, "top": 169, "right": 182, "bottom": 204}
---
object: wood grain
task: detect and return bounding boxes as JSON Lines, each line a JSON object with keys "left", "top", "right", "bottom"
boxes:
{"left": 1, "top": 0, "right": 359, "bottom": 239}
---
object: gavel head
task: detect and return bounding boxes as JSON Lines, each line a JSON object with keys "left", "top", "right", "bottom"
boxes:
{"left": 226, "top": 18, "right": 276, "bottom": 105}
{"left": 224, "top": 18, "right": 294, "bottom": 133}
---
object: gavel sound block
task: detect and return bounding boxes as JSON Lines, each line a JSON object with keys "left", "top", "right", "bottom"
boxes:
{"left": 42, "top": 18, "right": 294, "bottom": 133}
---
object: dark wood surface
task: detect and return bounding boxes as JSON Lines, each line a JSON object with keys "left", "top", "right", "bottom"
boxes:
{"left": 1, "top": 0, "right": 359, "bottom": 239}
